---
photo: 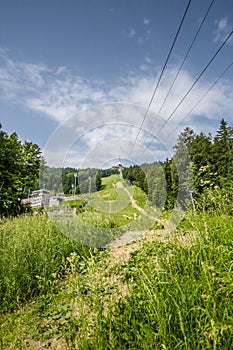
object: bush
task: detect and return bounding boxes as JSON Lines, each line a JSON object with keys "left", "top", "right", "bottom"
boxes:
{"left": 196, "top": 186, "right": 233, "bottom": 215}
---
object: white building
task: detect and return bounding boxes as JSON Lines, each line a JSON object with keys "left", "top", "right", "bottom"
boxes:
{"left": 31, "top": 189, "right": 50, "bottom": 208}
{"left": 112, "top": 163, "right": 124, "bottom": 177}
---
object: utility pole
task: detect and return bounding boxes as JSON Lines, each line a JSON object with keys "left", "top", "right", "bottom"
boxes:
{"left": 189, "top": 189, "right": 196, "bottom": 213}
{"left": 88, "top": 176, "right": 91, "bottom": 197}
{"left": 74, "top": 173, "right": 77, "bottom": 196}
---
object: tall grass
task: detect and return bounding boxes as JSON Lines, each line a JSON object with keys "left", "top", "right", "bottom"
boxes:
{"left": 0, "top": 214, "right": 94, "bottom": 312}
{"left": 1, "top": 185, "right": 233, "bottom": 349}
{"left": 83, "top": 212, "right": 233, "bottom": 349}
{"left": 131, "top": 185, "right": 147, "bottom": 207}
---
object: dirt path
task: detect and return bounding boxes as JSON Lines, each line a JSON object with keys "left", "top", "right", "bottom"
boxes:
{"left": 116, "top": 181, "right": 165, "bottom": 222}
{"left": 110, "top": 182, "right": 195, "bottom": 261}
{"left": 108, "top": 182, "right": 168, "bottom": 248}
{"left": 122, "top": 185, "right": 155, "bottom": 218}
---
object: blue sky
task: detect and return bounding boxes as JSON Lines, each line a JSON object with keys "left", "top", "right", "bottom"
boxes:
{"left": 0, "top": 0, "right": 232, "bottom": 167}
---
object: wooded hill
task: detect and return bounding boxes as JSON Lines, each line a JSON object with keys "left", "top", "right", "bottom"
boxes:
{"left": 123, "top": 118, "right": 233, "bottom": 213}
{"left": 1, "top": 118, "right": 232, "bottom": 217}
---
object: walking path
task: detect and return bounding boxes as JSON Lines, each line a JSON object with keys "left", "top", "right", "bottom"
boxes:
{"left": 108, "top": 182, "right": 168, "bottom": 248}
{"left": 122, "top": 184, "right": 156, "bottom": 220}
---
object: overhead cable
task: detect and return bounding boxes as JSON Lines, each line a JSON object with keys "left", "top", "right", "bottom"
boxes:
{"left": 157, "top": 0, "right": 215, "bottom": 116}
{"left": 156, "top": 30, "right": 233, "bottom": 136}
{"left": 173, "top": 60, "right": 233, "bottom": 133}
{"left": 131, "top": 0, "right": 192, "bottom": 151}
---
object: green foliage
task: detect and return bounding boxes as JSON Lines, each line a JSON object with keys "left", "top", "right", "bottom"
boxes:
{"left": 163, "top": 158, "right": 178, "bottom": 209}
{"left": 101, "top": 168, "right": 119, "bottom": 178}
{"left": 0, "top": 214, "right": 94, "bottom": 312}
{"left": 131, "top": 185, "right": 147, "bottom": 207}
{"left": 2, "top": 119, "right": 233, "bottom": 348}
{"left": 101, "top": 174, "right": 121, "bottom": 188}
{"left": 123, "top": 164, "right": 148, "bottom": 193}
{"left": 42, "top": 167, "right": 106, "bottom": 195}
{"left": 77, "top": 174, "right": 151, "bottom": 229}
{"left": 62, "top": 168, "right": 79, "bottom": 195}
{"left": 1, "top": 207, "right": 233, "bottom": 348}
{"left": 196, "top": 185, "right": 233, "bottom": 215}
{"left": 99, "top": 187, "right": 119, "bottom": 201}
{"left": 95, "top": 169, "right": 102, "bottom": 191}
{"left": 213, "top": 118, "right": 233, "bottom": 178}
{"left": 85, "top": 213, "right": 233, "bottom": 349}
{"left": 169, "top": 119, "right": 233, "bottom": 211}
{"left": 79, "top": 200, "right": 139, "bottom": 228}
{"left": 193, "top": 120, "right": 233, "bottom": 197}
{"left": 0, "top": 124, "right": 42, "bottom": 217}
{"left": 66, "top": 199, "right": 86, "bottom": 212}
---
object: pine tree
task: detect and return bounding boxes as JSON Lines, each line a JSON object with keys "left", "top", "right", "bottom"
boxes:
{"left": 96, "top": 170, "right": 102, "bottom": 191}
{"left": 213, "top": 118, "right": 233, "bottom": 179}
{"left": 173, "top": 130, "right": 194, "bottom": 209}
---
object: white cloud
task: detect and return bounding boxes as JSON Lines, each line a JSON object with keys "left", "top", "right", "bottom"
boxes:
{"left": 218, "top": 17, "right": 228, "bottom": 31}
{"left": 145, "top": 55, "right": 153, "bottom": 64}
{"left": 0, "top": 52, "right": 111, "bottom": 122}
{"left": 213, "top": 17, "right": 232, "bottom": 43}
{"left": 56, "top": 66, "right": 67, "bottom": 75}
{"left": 129, "top": 28, "right": 136, "bottom": 38}
{"left": 139, "top": 64, "right": 149, "bottom": 71}
{"left": 0, "top": 50, "right": 233, "bottom": 165}
{"left": 138, "top": 36, "right": 144, "bottom": 44}
{"left": 127, "top": 18, "right": 151, "bottom": 44}
{"left": 43, "top": 104, "right": 173, "bottom": 168}
{"left": 143, "top": 17, "right": 150, "bottom": 26}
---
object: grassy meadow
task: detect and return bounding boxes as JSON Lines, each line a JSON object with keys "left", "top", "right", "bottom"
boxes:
{"left": 78, "top": 174, "right": 150, "bottom": 229}
{"left": 0, "top": 175, "right": 233, "bottom": 349}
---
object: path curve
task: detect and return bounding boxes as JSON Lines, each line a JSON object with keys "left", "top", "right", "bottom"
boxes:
{"left": 116, "top": 181, "right": 158, "bottom": 221}
{"left": 108, "top": 182, "right": 167, "bottom": 248}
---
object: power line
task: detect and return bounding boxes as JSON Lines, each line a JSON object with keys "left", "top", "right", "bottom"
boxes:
{"left": 157, "top": 0, "right": 215, "bottom": 116}
{"left": 141, "top": 31, "right": 233, "bottom": 155}
{"left": 156, "top": 30, "right": 233, "bottom": 135}
{"left": 173, "top": 60, "right": 233, "bottom": 133}
{"left": 130, "top": 0, "right": 192, "bottom": 152}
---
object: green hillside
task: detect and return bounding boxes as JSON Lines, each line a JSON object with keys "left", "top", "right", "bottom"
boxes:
{"left": 1, "top": 173, "right": 233, "bottom": 349}
{"left": 1, "top": 120, "right": 233, "bottom": 349}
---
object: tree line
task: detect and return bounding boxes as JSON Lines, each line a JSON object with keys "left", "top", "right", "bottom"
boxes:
{"left": 1, "top": 118, "right": 232, "bottom": 217}
{"left": 123, "top": 118, "right": 233, "bottom": 212}
{"left": 42, "top": 167, "right": 118, "bottom": 195}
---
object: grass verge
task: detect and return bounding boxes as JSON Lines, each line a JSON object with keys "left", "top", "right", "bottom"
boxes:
{"left": 0, "top": 214, "right": 95, "bottom": 313}
{"left": 1, "top": 211, "right": 233, "bottom": 349}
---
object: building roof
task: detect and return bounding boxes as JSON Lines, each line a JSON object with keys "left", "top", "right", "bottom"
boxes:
{"left": 112, "top": 163, "right": 124, "bottom": 169}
